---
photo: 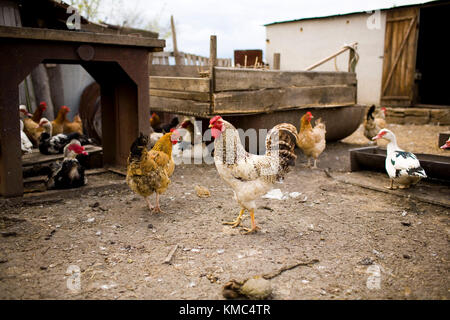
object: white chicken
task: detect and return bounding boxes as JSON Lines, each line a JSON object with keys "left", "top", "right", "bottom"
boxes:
{"left": 372, "top": 128, "right": 427, "bottom": 189}
{"left": 20, "top": 120, "right": 33, "bottom": 154}
{"left": 209, "top": 116, "right": 298, "bottom": 234}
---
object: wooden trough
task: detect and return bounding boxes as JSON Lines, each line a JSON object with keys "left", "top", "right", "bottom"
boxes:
{"left": 149, "top": 67, "right": 363, "bottom": 141}
{"left": 349, "top": 146, "right": 450, "bottom": 181}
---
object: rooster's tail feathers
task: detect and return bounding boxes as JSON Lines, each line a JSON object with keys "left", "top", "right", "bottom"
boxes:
{"left": 366, "top": 105, "right": 376, "bottom": 121}
{"left": 266, "top": 123, "right": 298, "bottom": 176}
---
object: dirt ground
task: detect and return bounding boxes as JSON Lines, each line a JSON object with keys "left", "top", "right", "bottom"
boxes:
{"left": 0, "top": 124, "right": 449, "bottom": 300}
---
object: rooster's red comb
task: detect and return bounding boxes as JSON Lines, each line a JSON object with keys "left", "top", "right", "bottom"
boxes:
{"left": 210, "top": 115, "right": 222, "bottom": 124}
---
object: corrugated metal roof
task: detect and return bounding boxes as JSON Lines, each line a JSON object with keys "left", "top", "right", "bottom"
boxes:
{"left": 264, "top": 0, "right": 440, "bottom": 26}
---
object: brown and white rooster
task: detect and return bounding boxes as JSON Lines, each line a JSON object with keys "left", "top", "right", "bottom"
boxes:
{"left": 296, "top": 112, "right": 326, "bottom": 168}
{"left": 209, "top": 116, "right": 298, "bottom": 234}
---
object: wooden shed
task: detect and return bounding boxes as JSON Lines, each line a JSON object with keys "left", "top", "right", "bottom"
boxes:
{"left": 0, "top": 0, "right": 165, "bottom": 197}
{"left": 265, "top": 0, "right": 450, "bottom": 109}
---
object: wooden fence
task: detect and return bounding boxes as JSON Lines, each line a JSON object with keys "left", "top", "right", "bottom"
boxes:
{"left": 152, "top": 51, "right": 232, "bottom": 67}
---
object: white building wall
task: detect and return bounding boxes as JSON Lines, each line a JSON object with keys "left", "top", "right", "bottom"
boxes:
{"left": 266, "top": 11, "right": 386, "bottom": 106}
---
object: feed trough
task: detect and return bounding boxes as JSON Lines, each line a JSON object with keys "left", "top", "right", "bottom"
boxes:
{"left": 349, "top": 146, "right": 450, "bottom": 181}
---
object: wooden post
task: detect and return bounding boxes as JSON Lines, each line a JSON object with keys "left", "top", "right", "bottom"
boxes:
{"left": 348, "top": 49, "right": 355, "bottom": 72}
{"left": 171, "top": 15, "right": 184, "bottom": 66}
{"left": 209, "top": 35, "right": 217, "bottom": 113}
{"left": 209, "top": 35, "right": 217, "bottom": 71}
{"left": 0, "top": 87, "right": 23, "bottom": 197}
{"left": 273, "top": 53, "right": 280, "bottom": 70}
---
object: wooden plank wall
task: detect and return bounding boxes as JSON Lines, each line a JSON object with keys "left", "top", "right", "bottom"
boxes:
{"left": 212, "top": 67, "right": 357, "bottom": 114}
{"left": 149, "top": 68, "right": 357, "bottom": 117}
{"left": 149, "top": 75, "right": 212, "bottom": 116}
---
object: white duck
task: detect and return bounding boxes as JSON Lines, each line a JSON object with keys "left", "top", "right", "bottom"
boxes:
{"left": 20, "top": 120, "right": 33, "bottom": 154}
{"left": 372, "top": 128, "right": 427, "bottom": 189}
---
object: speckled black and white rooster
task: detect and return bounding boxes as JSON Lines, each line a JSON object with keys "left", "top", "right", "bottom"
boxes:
{"left": 209, "top": 116, "right": 298, "bottom": 234}
{"left": 372, "top": 128, "right": 427, "bottom": 189}
{"left": 46, "top": 140, "right": 88, "bottom": 190}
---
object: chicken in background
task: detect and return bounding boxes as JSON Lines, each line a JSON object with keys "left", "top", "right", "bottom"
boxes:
{"left": 209, "top": 116, "right": 298, "bottom": 234}
{"left": 63, "top": 114, "right": 83, "bottom": 135}
{"left": 31, "top": 101, "right": 47, "bottom": 123}
{"left": 173, "top": 118, "right": 209, "bottom": 160}
{"left": 174, "top": 118, "right": 198, "bottom": 150}
{"left": 372, "top": 128, "right": 427, "bottom": 189}
{"left": 375, "top": 107, "right": 387, "bottom": 128}
{"left": 149, "top": 116, "right": 193, "bottom": 149}
{"left": 46, "top": 140, "right": 88, "bottom": 190}
{"left": 19, "top": 105, "right": 44, "bottom": 147}
{"left": 149, "top": 112, "right": 161, "bottom": 130}
{"left": 38, "top": 118, "right": 91, "bottom": 155}
{"left": 440, "top": 138, "right": 450, "bottom": 150}
{"left": 296, "top": 111, "right": 326, "bottom": 168}
{"left": 52, "top": 106, "right": 70, "bottom": 135}
{"left": 364, "top": 105, "right": 387, "bottom": 143}
{"left": 160, "top": 117, "right": 179, "bottom": 133}
{"left": 20, "top": 120, "right": 33, "bottom": 154}
{"left": 126, "top": 130, "right": 180, "bottom": 213}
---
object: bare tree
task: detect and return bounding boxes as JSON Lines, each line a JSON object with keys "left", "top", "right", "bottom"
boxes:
{"left": 66, "top": 0, "right": 171, "bottom": 40}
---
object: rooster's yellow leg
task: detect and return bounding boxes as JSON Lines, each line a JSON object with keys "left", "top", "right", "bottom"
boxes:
{"left": 312, "top": 159, "right": 319, "bottom": 169}
{"left": 243, "top": 209, "right": 260, "bottom": 234}
{"left": 223, "top": 208, "right": 245, "bottom": 228}
{"left": 306, "top": 158, "right": 311, "bottom": 168}
{"left": 145, "top": 197, "right": 154, "bottom": 211}
{"left": 152, "top": 193, "right": 163, "bottom": 213}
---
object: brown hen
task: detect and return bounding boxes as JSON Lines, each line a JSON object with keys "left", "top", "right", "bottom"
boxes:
{"left": 126, "top": 131, "right": 179, "bottom": 213}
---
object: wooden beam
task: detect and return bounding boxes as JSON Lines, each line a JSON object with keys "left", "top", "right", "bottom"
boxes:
{"left": 0, "top": 26, "right": 165, "bottom": 50}
{"left": 149, "top": 89, "right": 210, "bottom": 102}
{"left": 150, "top": 96, "right": 211, "bottom": 116}
{"left": 381, "top": 96, "right": 411, "bottom": 100}
{"left": 209, "top": 35, "right": 217, "bottom": 70}
{"left": 214, "top": 67, "right": 357, "bottom": 91}
{"left": 213, "top": 85, "right": 356, "bottom": 114}
{"left": 171, "top": 15, "right": 184, "bottom": 65}
{"left": 209, "top": 35, "right": 217, "bottom": 114}
{"left": 149, "top": 65, "right": 201, "bottom": 77}
{"left": 149, "top": 76, "right": 210, "bottom": 92}
{"left": 386, "top": 16, "right": 416, "bottom": 22}
{"left": 306, "top": 42, "right": 357, "bottom": 71}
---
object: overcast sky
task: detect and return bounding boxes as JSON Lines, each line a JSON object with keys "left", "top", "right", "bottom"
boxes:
{"left": 96, "top": 0, "right": 432, "bottom": 61}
